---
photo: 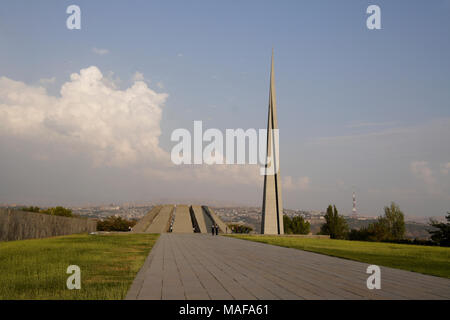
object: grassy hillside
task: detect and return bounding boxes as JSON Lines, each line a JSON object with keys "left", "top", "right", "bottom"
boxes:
{"left": 0, "top": 233, "right": 158, "bottom": 299}
{"left": 228, "top": 235, "right": 450, "bottom": 278}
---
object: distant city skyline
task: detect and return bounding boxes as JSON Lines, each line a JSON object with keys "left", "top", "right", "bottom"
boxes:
{"left": 0, "top": 1, "right": 449, "bottom": 217}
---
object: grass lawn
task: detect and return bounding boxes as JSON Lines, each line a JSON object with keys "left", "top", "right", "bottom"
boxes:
{"left": 227, "top": 235, "right": 450, "bottom": 279}
{"left": 0, "top": 233, "right": 158, "bottom": 299}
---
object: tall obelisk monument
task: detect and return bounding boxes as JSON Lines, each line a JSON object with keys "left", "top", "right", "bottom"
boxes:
{"left": 261, "top": 50, "right": 284, "bottom": 235}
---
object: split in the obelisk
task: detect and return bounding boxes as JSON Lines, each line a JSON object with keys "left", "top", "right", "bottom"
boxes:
{"left": 261, "top": 50, "right": 284, "bottom": 235}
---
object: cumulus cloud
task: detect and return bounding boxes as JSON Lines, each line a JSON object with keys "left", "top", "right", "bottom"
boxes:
{"left": 0, "top": 66, "right": 265, "bottom": 196}
{"left": 283, "top": 176, "right": 310, "bottom": 191}
{"left": 132, "top": 72, "right": 145, "bottom": 82}
{"left": 410, "top": 161, "right": 438, "bottom": 194}
{"left": 92, "top": 47, "right": 109, "bottom": 55}
{"left": 0, "top": 66, "right": 168, "bottom": 167}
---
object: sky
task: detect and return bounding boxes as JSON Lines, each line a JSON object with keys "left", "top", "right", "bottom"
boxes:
{"left": 0, "top": 0, "right": 449, "bottom": 217}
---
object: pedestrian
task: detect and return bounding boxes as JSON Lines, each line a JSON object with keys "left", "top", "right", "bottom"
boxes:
{"left": 211, "top": 224, "right": 215, "bottom": 236}
{"left": 215, "top": 224, "right": 219, "bottom": 235}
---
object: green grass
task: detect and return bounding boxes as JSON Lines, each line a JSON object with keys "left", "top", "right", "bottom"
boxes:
{"left": 0, "top": 233, "right": 159, "bottom": 299}
{"left": 227, "top": 235, "right": 450, "bottom": 279}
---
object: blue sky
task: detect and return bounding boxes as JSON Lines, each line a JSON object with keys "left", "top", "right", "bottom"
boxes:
{"left": 0, "top": 1, "right": 449, "bottom": 217}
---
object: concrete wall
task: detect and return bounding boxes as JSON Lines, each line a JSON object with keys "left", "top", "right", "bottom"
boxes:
{"left": 0, "top": 209, "right": 97, "bottom": 241}
{"left": 191, "top": 205, "right": 208, "bottom": 233}
{"left": 146, "top": 205, "right": 173, "bottom": 233}
{"left": 202, "top": 206, "right": 230, "bottom": 234}
{"left": 132, "top": 205, "right": 162, "bottom": 233}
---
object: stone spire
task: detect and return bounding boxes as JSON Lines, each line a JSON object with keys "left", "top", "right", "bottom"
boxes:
{"left": 261, "top": 50, "right": 284, "bottom": 234}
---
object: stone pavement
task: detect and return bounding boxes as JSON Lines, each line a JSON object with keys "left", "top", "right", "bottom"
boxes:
{"left": 126, "top": 234, "right": 450, "bottom": 300}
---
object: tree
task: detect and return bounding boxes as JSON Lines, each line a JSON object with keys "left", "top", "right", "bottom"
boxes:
{"left": 41, "top": 206, "right": 73, "bottom": 217}
{"left": 349, "top": 202, "right": 405, "bottom": 242}
{"left": 383, "top": 202, "right": 405, "bottom": 240}
{"left": 20, "top": 205, "right": 73, "bottom": 217}
{"left": 97, "top": 216, "right": 137, "bottom": 231}
{"left": 366, "top": 216, "right": 390, "bottom": 241}
{"left": 348, "top": 228, "right": 371, "bottom": 241}
{"left": 428, "top": 213, "right": 450, "bottom": 247}
{"left": 283, "top": 215, "right": 292, "bottom": 233}
{"left": 283, "top": 215, "right": 310, "bottom": 235}
{"left": 227, "top": 223, "right": 253, "bottom": 234}
{"left": 319, "top": 205, "right": 348, "bottom": 239}
{"left": 21, "top": 206, "right": 40, "bottom": 213}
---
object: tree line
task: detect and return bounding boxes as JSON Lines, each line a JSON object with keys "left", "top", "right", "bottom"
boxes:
{"left": 283, "top": 215, "right": 310, "bottom": 235}
{"left": 317, "top": 202, "right": 450, "bottom": 247}
{"left": 20, "top": 206, "right": 74, "bottom": 217}
{"left": 227, "top": 223, "right": 253, "bottom": 234}
{"left": 18, "top": 204, "right": 449, "bottom": 246}
{"left": 97, "top": 216, "right": 137, "bottom": 231}
{"left": 20, "top": 206, "right": 138, "bottom": 231}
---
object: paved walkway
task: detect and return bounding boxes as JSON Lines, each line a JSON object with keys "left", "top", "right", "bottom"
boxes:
{"left": 126, "top": 234, "right": 450, "bottom": 300}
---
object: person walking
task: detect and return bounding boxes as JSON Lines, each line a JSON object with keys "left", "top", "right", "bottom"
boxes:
{"left": 215, "top": 224, "right": 219, "bottom": 236}
{"left": 211, "top": 224, "right": 215, "bottom": 236}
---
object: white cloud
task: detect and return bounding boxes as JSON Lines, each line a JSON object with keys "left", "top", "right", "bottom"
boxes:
{"left": 346, "top": 121, "right": 396, "bottom": 129}
{"left": 132, "top": 71, "right": 145, "bottom": 82}
{"left": 0, "top": 66, "right": 168, "bottom": 167}
{"left": 92, "top": 47, "right": 109, "bottom": 55}
{"left": 309, "top": 127, "right": 407, "bottom": 145}
{"left": 299, "top": 176, "right": 310, "bottom": 190}
{"left": 102, "top": 71, "right": 121, "bottom": 89}
{"left": 283, "top": 176, "right": 295, "bottom": 190}
{"left": 309, "top": 118, "right": 450, "bottom": 147}
{"left": 283, "top": 176, "right": 310, "bottom": 191}
{"left": 0, "top": 66, "right": 265, "bottom": 192}
{"left": 410, "top": 161, "right": 438, "bottom": 194}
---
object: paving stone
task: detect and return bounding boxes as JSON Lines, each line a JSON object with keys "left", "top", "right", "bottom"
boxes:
{"left": 126, "top": 234, "right": 450, "bottom": 300}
